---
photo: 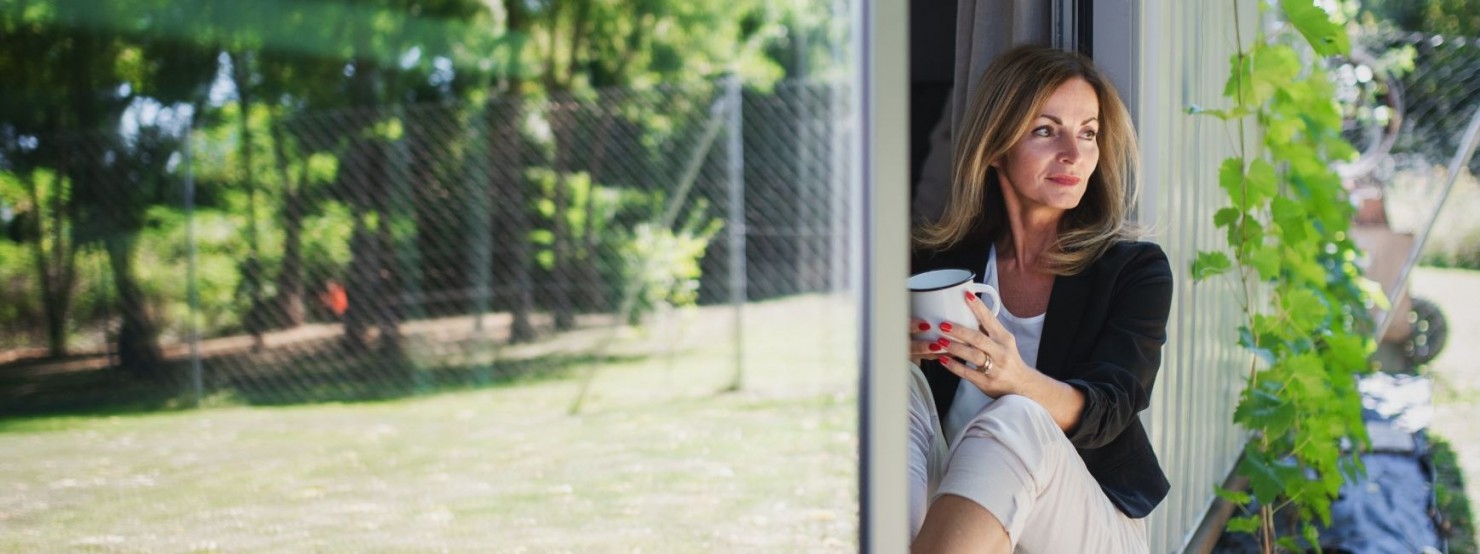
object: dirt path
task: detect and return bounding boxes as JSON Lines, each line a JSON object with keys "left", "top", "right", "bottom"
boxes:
{"left": 1409, "top": 266, "right": 1480, "bottom": 545}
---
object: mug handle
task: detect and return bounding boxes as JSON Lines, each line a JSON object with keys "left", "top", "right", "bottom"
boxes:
{"left": 965, "top": 283, "right": 1002, "bottom": 318}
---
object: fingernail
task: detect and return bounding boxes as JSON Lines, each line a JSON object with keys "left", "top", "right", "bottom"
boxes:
{"left": 965, "top": 291, "right": 976, "bottom": 302}
{"left": 917, "top": 322, "right": 930, "bottom": 331}
{"left": 939, "top": 322, "right": 953, "bottom": 333}
{"left": 937, "top": 356, "right": 951, "bottom": 365}
{"left": 936, "top": 338, "right": 949, "bottom": 347}
{"left": 928, "top": 343, "right": 941, "bottom": 352}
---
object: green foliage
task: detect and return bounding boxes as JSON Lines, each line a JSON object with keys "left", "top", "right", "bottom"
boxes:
{"left": 1283, "top": 0, "right": 1352, "bottom": 56}
{"left": 0, "top": 0, "right": 832, "bottom": 382}
{"left": 525, "top": 167, "right": 722, "bottom": 323}
{"left": 1193, "top": 0, "right": 1378, "bottom": 550}
{"left": 619, "top": 207, "right": 724, "bottom": 325}
{"left": 1359, "top": 0, "right": 1480, "bottom": 36}
{"left": 0, "top": 240, "right": 41, "bottom": 346}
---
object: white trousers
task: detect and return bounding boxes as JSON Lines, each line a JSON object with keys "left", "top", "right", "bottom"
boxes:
{"left": 907, "top": 363, "right": 1149, "bottom": 553}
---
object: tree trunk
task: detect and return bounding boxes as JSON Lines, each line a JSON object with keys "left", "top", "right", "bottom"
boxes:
{"left": 270, "top": 118, "right": 305, "bottom": 327}
{"left": 25, "top": 170, "right": 76, "bottom": 357}
{"left": 340, "top": 56, "right": 403, "bottom": 358}
{"left": 104, "top": 234, "right": 165, "bottom": 381}
{"left": 232, "top": 51, "right": 266, "bottom": 349}
{"left": 501, "top": 0, "right": 536, "bottom": 343}
{"left": 374, "top": 202, "right": 402, "bottom": 357}
{"left": 342, "top": 57, "right": 379, "bottom": 352}
{"left": 489, "top": 101, "right": 537, "bottom": 343}
{"left": 342, "top": 215, "right": 372, "bottom": 352}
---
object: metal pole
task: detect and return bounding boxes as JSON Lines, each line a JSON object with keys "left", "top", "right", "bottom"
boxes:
{"left": 569, "top": 84, "right": 731, "bottom": 413}
{"left": 1374, "top": 105, "right": 1480, "bottom": 342}
{"left": 726, "top": 75, "right": 747, "bottom": 391}
{"left": 184, "top": 118, "right": 203, "bottom": 407}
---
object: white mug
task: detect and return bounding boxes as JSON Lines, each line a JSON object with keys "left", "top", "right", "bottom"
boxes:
{"left": 908, "top": 268, "right": 1002, "bottom": 342}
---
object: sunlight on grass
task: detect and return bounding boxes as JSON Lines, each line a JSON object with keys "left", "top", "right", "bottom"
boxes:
{"left": 0, "top": 294, "right": 860, "bottom": 552}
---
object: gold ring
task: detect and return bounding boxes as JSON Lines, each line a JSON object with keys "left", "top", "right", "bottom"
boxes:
{"left": 981, "top": 357, "right": 994, "bottom": 374}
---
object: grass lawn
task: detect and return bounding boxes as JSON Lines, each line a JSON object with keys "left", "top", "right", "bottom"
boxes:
{"left": 1412, "top": 267, "right": 1480, "bottom": 550}
{"left": 0, "top": 295, "right": 860, "bottom": 553}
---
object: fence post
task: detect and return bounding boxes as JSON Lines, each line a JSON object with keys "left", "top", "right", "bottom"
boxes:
{"left": 725, "top": 76, "right": 747, "bottom": 391}
{"left": 829, "top": 80, "right": 850, "bottom": 295}
{"left": 184, "top": 117, "right": 203, "bottom": 407}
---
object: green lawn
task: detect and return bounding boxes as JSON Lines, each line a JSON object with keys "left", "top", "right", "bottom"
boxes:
{"left": 0, "top": 295, "right": 860, "bottom": 553}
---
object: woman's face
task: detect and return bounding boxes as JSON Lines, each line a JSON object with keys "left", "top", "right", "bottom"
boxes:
{"left": 994, "top": 77, "right": 1101, "bottom": 216}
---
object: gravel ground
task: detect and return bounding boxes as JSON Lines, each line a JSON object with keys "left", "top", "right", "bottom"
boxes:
{"left": 1410, "top": 266, "right": 1480, "bottom": 547}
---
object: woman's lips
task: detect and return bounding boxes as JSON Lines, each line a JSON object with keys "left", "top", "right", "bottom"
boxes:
{"left": 1048, "top": 175, "right": 1081, "bottom": 185}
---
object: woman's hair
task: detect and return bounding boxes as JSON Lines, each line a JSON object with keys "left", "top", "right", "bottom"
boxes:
{"left": 913, "top": 45, "right": 1141, "bottom": 275}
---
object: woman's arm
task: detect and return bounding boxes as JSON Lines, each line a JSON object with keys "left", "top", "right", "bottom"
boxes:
{"left": 1059, "top": 246, "right": 1173, "bottom": 449}
{"left": 934, "top": 244, "right": 1173, "bottom": 446}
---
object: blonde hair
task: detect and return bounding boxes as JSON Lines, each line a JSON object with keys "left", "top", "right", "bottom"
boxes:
{"left": 914, "top": 45, "right": 1141, "bottom": 275}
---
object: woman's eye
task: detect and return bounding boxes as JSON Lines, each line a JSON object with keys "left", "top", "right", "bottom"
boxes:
{"left": 1080, "top": 129, "right": 1098, "bottom": 140}
{"left": 1033, "top": 126, "right": 1053, "bottom": 137}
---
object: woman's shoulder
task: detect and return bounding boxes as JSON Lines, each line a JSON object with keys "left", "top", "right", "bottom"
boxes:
{"left": 1096, "top": 240, "right": 1172, "bottom": 280}
{"left": 1103, "top": 240, "right": 1168, "bottom": 261}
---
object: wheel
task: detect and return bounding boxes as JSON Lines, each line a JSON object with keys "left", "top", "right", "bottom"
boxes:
{"left": 1403, "top": 296, "right": 1448, "bottom": 367}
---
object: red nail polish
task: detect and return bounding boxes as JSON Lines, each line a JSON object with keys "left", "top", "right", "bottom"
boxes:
{"left": 939, "top": 322, "right": 953, "bottom": 333}
{"left": 965, "top": 291, "right": 976, "bottom": 302}
{"left": 937, "top": 338, "right": 949, "bottom": 347}
{"left": 917, "top": 322, "right": 930, "bottom": 331}
{"left": 928, "top": 343, "right": 941, "bottom": 352}
{"left": 938, "top": 356, "right": 951, "bottom": 365}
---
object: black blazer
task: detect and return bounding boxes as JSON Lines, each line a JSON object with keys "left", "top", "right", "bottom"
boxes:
{"left": 913, "top": 233, "right": 1173, "bottom": 519}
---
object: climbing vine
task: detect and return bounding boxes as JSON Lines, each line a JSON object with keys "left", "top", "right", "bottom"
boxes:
{"left": 1191, "top": 0, "right": 1379, "bottom": 551}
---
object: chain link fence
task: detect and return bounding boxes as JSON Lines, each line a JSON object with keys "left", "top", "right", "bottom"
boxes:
{"left": 1325, "top": 30, "right": 1480, "bottom": 369}
{"left": 0, "top": 77, "right": 856, "bottom": 414}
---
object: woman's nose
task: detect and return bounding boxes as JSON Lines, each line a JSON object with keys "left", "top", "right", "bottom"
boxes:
{"left": 1058, "top": 135, "right": 1083, "bottom": 164}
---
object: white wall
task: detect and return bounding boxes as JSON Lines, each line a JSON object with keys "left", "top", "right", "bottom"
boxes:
{"left": 1125, "top": 2, "right": 1258, "bottom": 552}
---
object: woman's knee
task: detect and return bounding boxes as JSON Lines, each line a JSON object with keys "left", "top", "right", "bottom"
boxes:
{"left": 975, "top": 394, "right": 1060, "bottom": 439}
{"left": 985, "top": 394, "right": 1049, "bottom": 420}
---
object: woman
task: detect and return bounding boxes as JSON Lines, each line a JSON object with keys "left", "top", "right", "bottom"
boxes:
{"left": 906, "top": 45, "right": 1172, "bottom": 553}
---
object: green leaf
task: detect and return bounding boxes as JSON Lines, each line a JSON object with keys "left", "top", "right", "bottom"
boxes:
{"left": 1272, "top": 196, "right": 1308, "bottom": 243}
{"left": 1248, "top": 244, "right": 1280, "bottom": 281}
{"left": 1239, "top": 326, "right": 1278, "bottom": 365}
{"left": 1322, "top": 333, "right": 1370, "bottom": 373}
{"left": 1284, "top": 352, "right": 1327, "bottom": 396}
{"left": 1281, "top": 0, "right": 1351, "bottom": 57}
{"left": 1283, "top": 246, "right": 1329, "bottom": 287}
{"left": 1303, "top": 523, "right": 1323, "bottom": 551}
{"left": 1224, "top": 52, "right": 1254, "bottom": 107}
{"left": 1277, "top": 537, "right": 1304, "bottom": 552}
{"left": 1250, "top": 45, "right": 1302, "bottom": 106}
{"left": 1227, "top": 514, "right": 1262, "bottom": 534}
{"left": 1241, "top": 450, "right": 1286, "bottom": 503}
{"left": 1214, "top": 207, "right": 1241, "bottom": 229}
{"left": 1239, "top": 218, "right": 1266, "bottom": 251}
{"left": 1192, "top": 251, "right": 1233, "bottom": 281}
{"left": 1235, "top": 385, "right": 1297, "bottom": 439}
{"left": 1218, "top": 158, "right": 1247, "bottom": 207}
{"left": 1283, "top": 287, "right": 1327, "bottom": 333}
{"left": 1247, "top": 159, "right": 1279, "bottom": 206}
{"left": 1215, "top": 485, "right": 1252, "bottom": 506}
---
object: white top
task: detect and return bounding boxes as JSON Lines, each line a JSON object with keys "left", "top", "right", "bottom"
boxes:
{"left": 943, "top": 245, "right": 1048, "bottom": 441}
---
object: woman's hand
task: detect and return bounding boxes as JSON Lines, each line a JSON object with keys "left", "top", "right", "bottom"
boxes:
{"left": 908, "top": 318, "right": 945, "bottom": 366}
{"left": 923, "top": 291, "right": 1085, "bottom": 431}
{"left": 934, "top": 290, "right": 1028, "bottom": 398}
